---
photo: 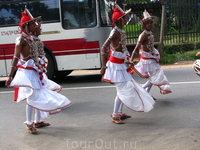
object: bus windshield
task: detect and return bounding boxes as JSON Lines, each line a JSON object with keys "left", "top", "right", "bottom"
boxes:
{"left": 61, "top": 0, "right": 97, "bottom": 29}
{"left": 0, "top": 0, "right": 60, "bottom": 27}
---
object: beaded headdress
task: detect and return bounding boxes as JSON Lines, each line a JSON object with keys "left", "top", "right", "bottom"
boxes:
{"left": 112, "top": 4, "right": 131, "bottom": 23}
{"left": 139, "top": 9, "right": 158, "bottom": 24}
{"left": 19, "top": 6, "right": 42, "bottom": 29}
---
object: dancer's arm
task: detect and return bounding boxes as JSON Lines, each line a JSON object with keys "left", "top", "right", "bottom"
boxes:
{"left": 129, "top": 34, "right": 146, "bottom": 68}
{"left": 5, "top": 39, "right": 23, "bottom": 87}
{"left": 100, "top": 38, "right": 111, "bottom": 75}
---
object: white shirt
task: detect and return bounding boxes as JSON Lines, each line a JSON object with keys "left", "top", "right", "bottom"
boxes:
{"left": 64, "top": 11, "right": 79, "bottom": 27}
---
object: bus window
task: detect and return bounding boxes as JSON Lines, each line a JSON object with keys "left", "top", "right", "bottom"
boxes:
{"left": 61, "top": 0, "right": 96, "bottom": 29}
{"left": 99, "top": 0, "right": 112, "bottom": 27}
{"left": 78, "top": 0, "right": 96, "bottom": 27}
{"left": 0, "top": 0, "right": 60, "bottom": 27}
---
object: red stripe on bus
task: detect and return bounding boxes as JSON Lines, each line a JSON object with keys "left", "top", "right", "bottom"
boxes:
{"left": 43, "top": 38, "right": 86, "bottom": 45}
{"left": 0, "top": 38, "right": 100, "bottom": 60}
{"left": 0, "top": 43, "right": 14, "bottom": 48}
{"left": 54, "top": 50, "right": 99, "bottom": 56}
{"left": 45, "top": 41, "right": 99, "bottom": 52}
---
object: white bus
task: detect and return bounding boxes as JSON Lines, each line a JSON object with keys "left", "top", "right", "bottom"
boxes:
{"left": 0, "top": 0, "right": 113, "bottom": 79}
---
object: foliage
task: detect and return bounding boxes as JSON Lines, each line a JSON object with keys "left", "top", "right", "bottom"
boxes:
{"left": 123, "top": 24, "right": 142, "bottom": 38}
{"left": 160, "top": 49, "right": 200, "bottom": 65}
{"left": 159, "top": 52, "right": 177, "bottom": 64}
{"left": 164, "top": 43, "right": 200, "bottom": 54}
{"left": 166, "top": 0, "right": 199, "bottom": 35}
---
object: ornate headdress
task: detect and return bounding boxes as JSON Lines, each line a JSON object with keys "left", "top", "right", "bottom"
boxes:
{"left": 112, "top": 4, "right": 131, "bottom": 23}
{"left": 19, "top": 7, "right": 42, "bottom": 30}
{"left": 139, "top": 9, "right": 158, "bottom": 24}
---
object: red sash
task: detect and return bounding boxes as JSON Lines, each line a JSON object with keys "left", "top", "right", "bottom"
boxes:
{"left": 18, "top": 65, "right": 36, "bottom": 71}
{"left": 140, "top": 56, "right": 159, "bottom": 63}
{"left": 14, "top": 87, "right": 19, "bottom": 101}
{"left": 109, "top": 55, "right": 124, "bottom": 64}
{"left": 140, "top": 56, "right": 152, "bottom": 60}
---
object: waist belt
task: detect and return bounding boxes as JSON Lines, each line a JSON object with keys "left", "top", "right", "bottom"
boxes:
{"left": 18, "top": 65, "right": 36, "bottom": 71}
{"left": 109, "top": 55, "right": 124, "bottom": 64}
{"left": 140, "top": 56, "right": 153, "bottom": 60}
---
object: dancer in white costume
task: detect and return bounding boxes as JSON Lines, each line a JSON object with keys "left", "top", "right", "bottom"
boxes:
{"left": 5, "top": 8, "right": 72, "bottom": 133}
{"left": 130, "top": 10, "right": 172, "bottom": 97}
{"left": 101, "top": 5, "right": 155, "bottom": 124}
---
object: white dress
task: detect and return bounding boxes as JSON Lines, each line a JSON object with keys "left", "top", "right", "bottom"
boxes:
{"left": 10, "top": 59, "right": 72, "bottom": 117}
{"left": 134, "top": 31, "right": 172, "bottom": 94}
{"left": 102, "top": 51, "right": 155, "bottom": 112}
{"left": 10, "top": 34, "right": 71, "bottom": 119}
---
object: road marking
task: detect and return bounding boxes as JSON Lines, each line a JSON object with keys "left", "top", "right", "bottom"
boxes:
{"left": 170, "top": 81, "right": 200, "bottom": 85}
{"left": 1, "top": 81, "right": 200, "bottom": 94}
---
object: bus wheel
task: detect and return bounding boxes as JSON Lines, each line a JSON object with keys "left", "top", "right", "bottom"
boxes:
{"left": 45, "top": 52, "right": 55, "bottom": 79}
{"left": 55, "top": 70, "right": 73, "bottom": 78}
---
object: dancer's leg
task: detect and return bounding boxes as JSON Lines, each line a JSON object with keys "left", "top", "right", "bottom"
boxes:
{"left": 142, "top": 80, "right": 152, "bottom": 91}
{"left": 34, "top": 109, "right": 50, "bottom": 128}
{"left": 146, "top": 82, "right": 153, "bottom": 92}
{"left": 113, "top": 96, "right": 122, "bottom": 116}
{"left": 34, "top": 109, "right": 41, "bottom": 123}
{"left": 118, "top": 102, "right": 123, "bottom": 114}
{"left": 25, "top": 104, "right": 33, "bottom": 125}
{"left": 25, "top": 104, "right": 38, "bottom": 133}
{"left": 117, "top": 99, "right": 131, "bottom": 119}
{"left": 111, "top": 96, "right": 124, "bottom": 124}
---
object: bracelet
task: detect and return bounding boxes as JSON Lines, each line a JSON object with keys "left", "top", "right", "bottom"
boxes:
{"left": 10, "top": 66, "right": 16, "bottom": 69}
{"left": 102, "top": 66, "right": 107, "bottom": 69}
{"left": 101, "top": 52, "right": 106, "bottom": 56}
{"left": 129, "top": 58, "right": 134, "bottom": 63}
{"left": 102, "top": 45, "right": 107, "bottom": 49}
{"left": 13, "top": 56, "right": 19, "bottom": 59}
{"left": 133, "top": 52, "right": 137, "bottom": 54}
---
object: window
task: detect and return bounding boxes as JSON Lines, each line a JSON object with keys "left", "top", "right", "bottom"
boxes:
{"left": 0, "top": 0, "right": 60, "bottom": 27}
{"left": 61, "top": 0, "right": 96, "bottom": 29}
{"left": 99, "top": 0, "right": 112, "bottom": 27}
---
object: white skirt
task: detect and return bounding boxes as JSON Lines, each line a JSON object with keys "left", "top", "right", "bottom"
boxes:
{"left": 116, "top": 80, "right": 155, "bottom": 112}
{"left": 10, "top": 59, "right": 72, "bottom": 118}
{"left": 134, "top": 49, "right": 160, "bottom": 78}
{"left": 134, "top": 50, "right": 172, "bottom": 94}
{"left": 102, "top": 51, "right": 133, "bottom": 83}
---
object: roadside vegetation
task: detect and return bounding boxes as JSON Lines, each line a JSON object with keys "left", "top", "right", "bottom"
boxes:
{"left": 160, "top": 49, "right": 200, "bottom": 65}
{"left": 160, "top": 43, "right": 200, "bottom": 64}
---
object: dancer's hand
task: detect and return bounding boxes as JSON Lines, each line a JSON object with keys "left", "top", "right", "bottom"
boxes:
{"left": 5, "top": 77, "right": 12, "bottom": 87}
{"left": 196, "top": 52, "right": 200, "bottom": 56}
{"left": 100, "top": 68, "right": 106, "bottom": 75}
{"left": 128, "top": 63, "right": 134, "bottom": 69}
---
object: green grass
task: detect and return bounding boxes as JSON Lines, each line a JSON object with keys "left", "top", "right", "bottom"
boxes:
{"left": 160, "top": 49, "right": 200, "bottom": 64}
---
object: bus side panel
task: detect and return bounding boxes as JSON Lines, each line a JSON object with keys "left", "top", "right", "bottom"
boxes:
{"left": 43, "top": 38, "right": 101, "bottom": 70}
{"left": 55, "top": 53, "right": 100, "bottom": 70}
{"left": 0, "top": 48, "right": 7, "bottom": 76}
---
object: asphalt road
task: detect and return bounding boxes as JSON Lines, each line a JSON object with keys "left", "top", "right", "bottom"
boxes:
{"left": 0, "top": 66, "right": 200, "bottom": 150}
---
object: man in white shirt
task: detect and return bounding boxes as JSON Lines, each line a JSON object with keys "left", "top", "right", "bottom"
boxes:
{"left": 64, "top": 5, "right": 79, "bottom": 27}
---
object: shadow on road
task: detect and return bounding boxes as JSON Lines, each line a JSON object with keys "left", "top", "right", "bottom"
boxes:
{"left": 0, "top": 81, "right": 5, "bottom": 87}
